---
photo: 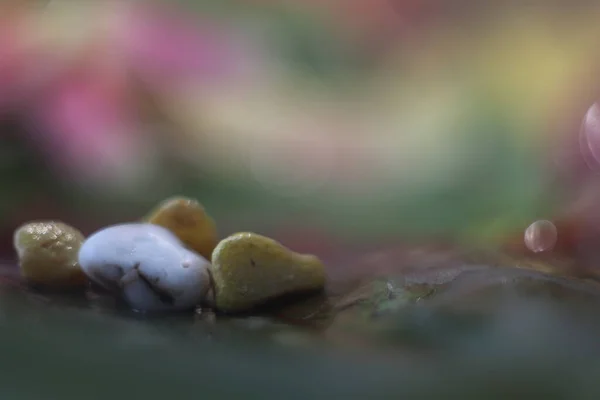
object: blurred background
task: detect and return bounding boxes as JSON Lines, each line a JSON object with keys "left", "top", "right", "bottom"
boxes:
{"left": 7, "top": 2, "right": 600, "bottom": 398}
{"left": 2, "top": 0, "right": 600, "bottom": 255}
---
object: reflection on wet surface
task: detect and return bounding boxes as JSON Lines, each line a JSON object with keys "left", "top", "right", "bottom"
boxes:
{"left": 2, "top": 244, "right": 600, "bottom": 398}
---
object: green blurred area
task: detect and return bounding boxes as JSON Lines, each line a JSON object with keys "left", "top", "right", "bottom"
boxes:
{"left": 2, "top": 0, "right": 589, "bottom": 244}
{"left": 2, "top": 3, "right": 600, "bottom": 399}
{"left": 0, "top": 98, "right": 559, "bottom": 245}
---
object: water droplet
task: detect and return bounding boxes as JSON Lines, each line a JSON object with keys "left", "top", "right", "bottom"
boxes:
{"left": 524, "top": 220, "right": 557, "bottom": 253}
{"left": 580, "top": 103, "right": 600, "bottom": 171}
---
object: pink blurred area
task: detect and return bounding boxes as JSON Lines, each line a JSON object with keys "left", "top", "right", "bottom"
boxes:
{"left": 2, "top": 0, "right": 600, "bottom": 254}
{"left": 1, "top": 1, "right": 254, "bottom": 184}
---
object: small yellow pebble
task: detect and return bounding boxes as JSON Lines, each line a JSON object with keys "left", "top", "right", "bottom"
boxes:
{"left": 210, "top": 232, "right": 326, "bottom": 313}
{"left": 13, "top": 221, "right": 86, "bottom": 287}
{"left": 144, "top": 196, "right": 218, "bottom": 260}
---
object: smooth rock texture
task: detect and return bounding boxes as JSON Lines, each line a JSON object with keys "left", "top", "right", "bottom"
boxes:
{"left": 13, "top": 221, "right": 87, "bottom": 287}
{"left": 211, "top": 232, "right": 326, "bottom": 312}
{"left": 144, "top": 196, "right": 218, "bottom": 260}
{"left": 78, "top": 223, "right": 211, "bottom": 312}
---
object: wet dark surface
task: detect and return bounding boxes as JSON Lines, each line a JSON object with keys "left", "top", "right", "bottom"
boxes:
{"left": 3, "top": 244, "right": 600, "bottom": 399}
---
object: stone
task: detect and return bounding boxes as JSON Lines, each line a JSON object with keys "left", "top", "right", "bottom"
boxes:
{"left": 210, "top": 232, "right": 326, "bottom": 313}
{"left": 13, "top": 221, "right": 87, "bottom": 287}
{"left": 144, "top": 196, "right": 218, "bottom": 260}
{"left": 78, "top": 223, "right": 211, "bottom": 312}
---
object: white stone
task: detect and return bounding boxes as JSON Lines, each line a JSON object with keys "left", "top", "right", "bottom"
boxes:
{"left": 78, "top": 223, "right": 211, "bottom": 312}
